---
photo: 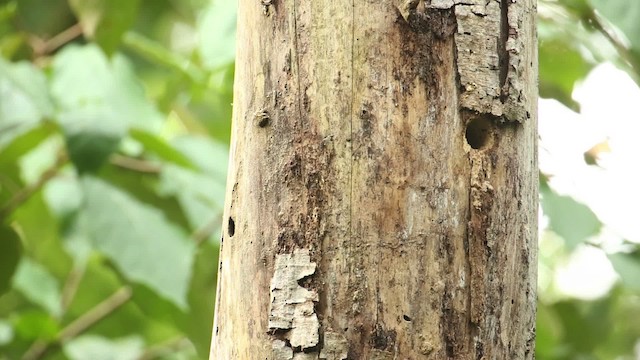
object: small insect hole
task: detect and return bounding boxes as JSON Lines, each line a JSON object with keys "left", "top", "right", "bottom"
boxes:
{"left": 254, "top": 110, "right": 270, "bottom": 128}
{"left": 228, "top": 217, "right": 235, "bottom": 237}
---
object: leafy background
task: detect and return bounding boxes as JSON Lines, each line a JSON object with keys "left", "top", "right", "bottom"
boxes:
{"left": 0, "top": 0, "right": 638, "bottom": 359}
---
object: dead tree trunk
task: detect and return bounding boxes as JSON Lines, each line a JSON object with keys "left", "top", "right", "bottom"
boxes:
{"left": 211, "top": 0, "right": 537, "bottom": 358}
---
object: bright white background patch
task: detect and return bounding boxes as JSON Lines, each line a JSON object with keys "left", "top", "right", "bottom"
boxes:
{"left": 539, "top": 63, "right": 640, "bottom": 300}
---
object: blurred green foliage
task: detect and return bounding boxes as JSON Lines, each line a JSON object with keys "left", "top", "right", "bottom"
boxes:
{"left": 538, "top": 0, "right": 640, "bottom": 358}
{"left": 0, "top": 0, "right": 232, "bottom": 358}
{"left": 0, "top": 0, "right": 639, "bottom": 359}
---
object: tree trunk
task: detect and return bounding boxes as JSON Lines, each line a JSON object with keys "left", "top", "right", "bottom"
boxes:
{"left": 211, "top": 0, "right": 537, "bottom": 358}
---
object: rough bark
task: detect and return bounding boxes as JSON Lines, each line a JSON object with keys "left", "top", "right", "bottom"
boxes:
{"left": 211, "top": 0, "right": 537, "bottom": 358}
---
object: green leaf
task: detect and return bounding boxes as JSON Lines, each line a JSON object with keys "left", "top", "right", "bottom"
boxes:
{"left": 536, "top": 301, "right": 565, "bottom": 359}
{"left": 189, "top": 69, "right": 234, "bottom": 142}
{"left": 0, "top": 319, "right": 13, "bottom": 346}
{"left": 560, "top": 0, "right": 591, "bottom": 17}
{"left": 552, "top": 298, "right": 613, "bottom": 355}
{"left": 18, "top": 135, "right": 62, "bottom": 184}
{"left": 11, "top": 309, "right": 59, "bottom": 341}
{"left": 540, "top": 184, "right": 601, "bottom": 250}
{"left": 62, "top": 256, "right": 151, "bottom": 340}
{"left": 12, "top": 258, "right": 62, "bottom": 317}
{"left": 50, "top": 45, "right": 164, "bottom": 172}
{"left": 42, "top": 175, "right": 90, "bottom": 263}
{"left": 95, "top": 163, "right": 192, "bottom": 231}
{"left": 65, "top": 130, "right": 121, "bottom": 174}
{"left": 599, "top": 285, "right": 640, "bottom": 358}
{"left": 0, "top": 58, "right": 54, "bottom": 147}
{"left": 608, "top": 252, "right": 640, "bottom": 291}
{"left": 43, "top": 174, "right": 82, "bottom": 221}
{"left": 158, "top": 164, "right": 224, "bottom": 231}
{"left": 68, "top": 0, "right": 141, "bottom": 55}
{"left": 0, "top": 59, "right": 53, "bottom": 118}
{"left": 80, "top": 176, "right": 195, "bottom": 309}
{"left": 50, "top": 45, "right": 163, "bottom": 132}
{"left": 129, "top": 129, "right": 195, "bottom": 169}
{"left": 171, "top": 135, "right": 228, "bottom": 182}
{"left": 63, "top": 335, "right": 144, "bottom": 360}
{"left": 0, "top": 2, "right": 17, "bottom": 23}
{"left": 0, "top": 121, "right": 58, "bottom": 168}
{"left": 0, "top": 225, "right": 21, "bottom": 296}
{"left": 51, "top": 45, "right": 164, "bottom": 131}
{"left": 184, "top": 240, "right": 218, "bottom": 357}
{"left": 539, "top": 38, "right": 592, "bottom": 111}
{"left": 14, "top": 0, "right": 75, "bottom": 38}
{"left": 11, "top": 193, "right": 71, "bottom": 277}
{"left": 198, "top": 0, "right": 237, "bottom": 70}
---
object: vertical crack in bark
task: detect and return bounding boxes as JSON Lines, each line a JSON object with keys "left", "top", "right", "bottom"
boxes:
{"left": 466, "top": 146, "right": 495, "bottom": 357}
{"left": 292, "top": 0, "right": 304, "bottom": 132}
{"left": 464, "top": 150, "right": 477, "bottom": 356}
{"left": 498, "top": 0, "right": 509, "bottom": 102}
{"left": 349, "top": 0, "right": 355, "bottom": 251}
{"left": 291, "top": 0, "right": 309, "bottom": 250}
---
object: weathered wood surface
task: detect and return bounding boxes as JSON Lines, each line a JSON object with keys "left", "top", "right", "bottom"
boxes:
{"left": 211, "top": 0, "right": 537, "bottom": 358}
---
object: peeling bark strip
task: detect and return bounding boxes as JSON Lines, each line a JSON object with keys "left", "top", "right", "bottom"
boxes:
{"left": 454, "top": 0, "right": 530, "bottom": 122}
{"left": 269, "top": 249, "right": 320, "bottom": 356}
{"left": 402, "top": 0, "right": 532, "bottom": 122}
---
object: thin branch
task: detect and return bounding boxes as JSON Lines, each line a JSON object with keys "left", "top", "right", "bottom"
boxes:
{"left": 59, "top": 286, "right": 133, "bottom": 342}
{"left": 21, "top": 287, "right": 133, "bottom": 360}
{"left": 110, "top": 154, "right": 162, "bottom": 174}
{"left": 60, "top": 264, "right": 86, "bottom": 315}
{"left": 20, "top": 341, "right": 48, "bottom": 360}
{"left": 44, "top": 24, "right": 84, "bottom": 54}
{"left": 0, "top": 173, "right": 21, "bottom": 194}
{"left": 0, "top": 150, "right": 68, "bottom": 220}
{"left": 29, "top": 23, "right": 84, "bottom": 57}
